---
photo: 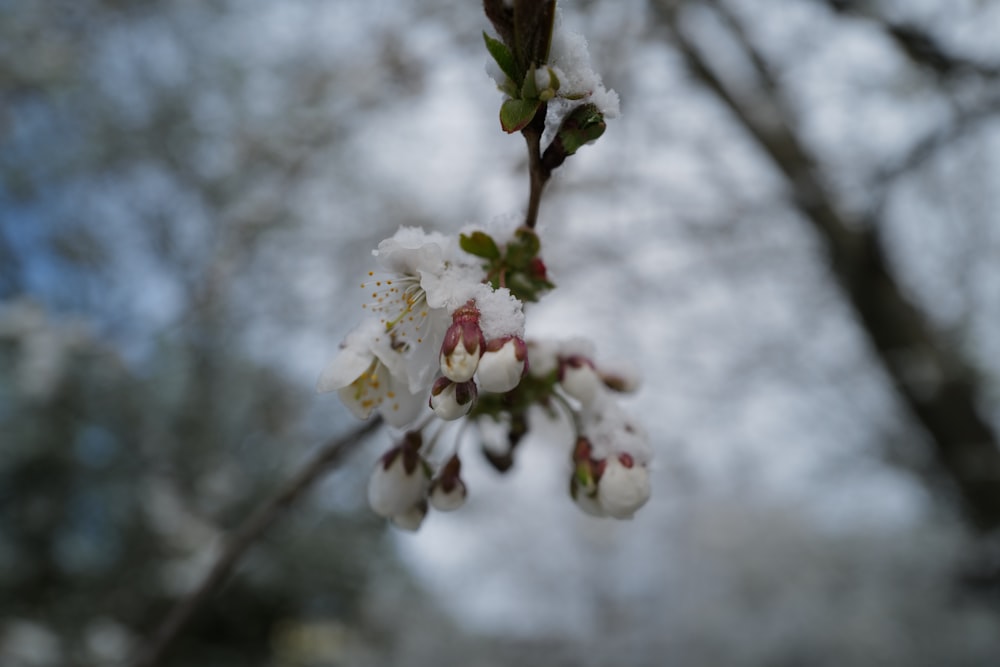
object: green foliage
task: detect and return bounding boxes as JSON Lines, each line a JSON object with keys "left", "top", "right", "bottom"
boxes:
{"left": 459, "top": 230, "right": 501, "bottom": 260}
{"left": 500, "top": 97, "right": 543, "bottom": 133}
{"left": 485, "top": 0, "right": 558, "bottom": 133}
{"left": 555, "top": 103, "right": 606, "bottom": 156}
{"left": 459, "top": 227, "right": 554, "bottom": 303}
{"left": 483, "top": 32, "right": 520, "bottom": 83}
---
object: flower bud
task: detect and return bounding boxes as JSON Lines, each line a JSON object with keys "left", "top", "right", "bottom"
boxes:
{"left": 476, "top": 336, "right": 527, "bottom": 393}
{"left": 367, "top": 433, "right": 430, "bottom": 518}
{"left": 560, "top": 355, "right": 603, "bottom": 407}
{"left": 440, "top": 301, "right": 485, "bottom": 382}
{"left": 596, "top": 453, "right": 650, "bottom": 519}
{"left": 429, "top": 376, "right": 477, "bottom": 420}
{"left": 429, "top": 455, "right": 467, "bottom": 512}
{"left": 570, "top": 477, "right": 607, "bottom": 518}
{"left": 391, "top": 499, "right": 429, "bottom": 532}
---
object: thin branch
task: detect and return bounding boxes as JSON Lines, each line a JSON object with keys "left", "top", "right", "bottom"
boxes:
{"left": 819, "top": 0, "right": 1000, "bottom": 79}
{"left": 129, "top": 416, "right": 384, "bottom": 667}
{"left": 522, "top": 103, "right": 552, "bottom": 229}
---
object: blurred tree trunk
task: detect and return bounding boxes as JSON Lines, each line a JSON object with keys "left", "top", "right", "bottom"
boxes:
{"left": 652, "top": 0, "right": 1000, "bottom": 531}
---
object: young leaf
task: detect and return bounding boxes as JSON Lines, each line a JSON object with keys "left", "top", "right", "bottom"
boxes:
{"left": 459, "top": 231, "right": 501, "bottom": 260}
{"left": 513, "top": 226, "right": 541, "bottom": 257}
{"left": 483, "top": 32, "right": 520, "bottom": 83}
{"left": 541, "top": 103, "right": 606, "bottom": 169}
{"left": 500, "top": 98, "right": 542, "bottom": 133}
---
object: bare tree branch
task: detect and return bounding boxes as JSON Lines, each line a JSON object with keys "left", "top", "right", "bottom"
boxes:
{"left": 129, "top": 416, "right": 384, "bottom": 667}
{"left": 818, "top": 0, "right": 1000, "bottom": 78}
{"left": 652, "top": 0, "right": 1000, "bottom": 531}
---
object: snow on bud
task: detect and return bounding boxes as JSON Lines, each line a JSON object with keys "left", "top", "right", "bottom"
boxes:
{"left": 429, "top": 455, "right": 467, "bottom": 512}
{"left": 527, "top": 340, "right": 560, "bottom": 379}
{"left": 476, "top": 336, "right": 527, "bottom": 393}
{"left": 429, "top": 376, "right": 477, "bottom": 421}
{"left": 367, "top": 434, "right": 430, "bottom": 518}
{"left": 560, "top": 355, "right": 603, "bottom": 408}
{"left": 439, "top": 301, "right": 485, "bottom": 382}
{"left": 596, "top": 453, "right": 650, "bottom": 519}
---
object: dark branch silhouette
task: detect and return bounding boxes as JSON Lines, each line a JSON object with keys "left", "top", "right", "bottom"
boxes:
{"left": 130, "top": 417, "right": 384, "bottom": 667}
{"left": 653, "top": 0, "right": 1000, "bottom": 531}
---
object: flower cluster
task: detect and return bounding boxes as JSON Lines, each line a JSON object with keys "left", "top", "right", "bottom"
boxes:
{"left": 319, "top": 226, "right": 651, "bottom": 529}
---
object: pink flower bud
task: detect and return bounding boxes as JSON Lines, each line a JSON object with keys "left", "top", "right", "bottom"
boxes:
{"left": 429, "top": 376, "right": 477, "bottom": 420}
{"left": 439, "top": 301, "right": 485, "bottom": 382}
{"left": 476, "top": 336, "right": 528, "bottom": 393}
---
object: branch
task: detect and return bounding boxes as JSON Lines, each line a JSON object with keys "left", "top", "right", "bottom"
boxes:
{"left": 819, "top": 0, "right": 1000, "bottom": 78}
{"left": 653, "top": 0, "right": 1000, "bottom": 531}
{"left": 522, "top": 102, "right": 552, "bottom": 229}
{"left": 129, "top": 416, "right": 384, "bottom": 667}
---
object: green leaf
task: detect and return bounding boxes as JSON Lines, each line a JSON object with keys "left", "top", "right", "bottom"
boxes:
{"left": 459, "top": 231, "right": 501, "bottom": 260}
{"left": 555, "top": 103, "right": 606, "bottom": 155}
{"left": 513, "top": 227, "right": 541, "bottom": 257}
{"left": 483, "top": 32, "right": 520, "bottom": 83}
{"left": 500, "top": 98, "right": 542, "bottom": 133}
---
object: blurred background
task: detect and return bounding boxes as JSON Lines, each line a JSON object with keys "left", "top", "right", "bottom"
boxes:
{"left": 3, "top": 0, "right": 1000, "bottom": 665}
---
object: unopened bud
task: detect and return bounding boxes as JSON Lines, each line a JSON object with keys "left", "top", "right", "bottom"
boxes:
{"left": 440, "top": 301, "right": 485, "bottom": 382}
{"left": 368, "top": 434, "right": 430, "bottom": 518}
{"left": 391, "top": 499, "right": 429, "bottom": 532}
{"left": 560, "top": 355, "right": 603, "bottom": 407}
{"left": 596, "top": 453, "right": 650, "bottom": 519}
{"left": 429, "top": 376, "right": 477, "bottom": 420}
{"left": 476, "top": 336, "right": 527, "bottom": 393}
{"left": 429, "top": 455, "right": 467, "bottom": 511}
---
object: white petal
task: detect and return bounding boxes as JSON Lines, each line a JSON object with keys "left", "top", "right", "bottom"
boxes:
{"left": 476, "top": 343, "right": 524, "bottom": 393}
{"left": 317, "top": 347, "right": 373, "bottom": 394}
{"left": 441, "top": 344, "right": 480, "bottom": 383}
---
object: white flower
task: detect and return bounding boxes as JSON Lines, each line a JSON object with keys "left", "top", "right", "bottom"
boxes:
{"left": 363, "top": 227, "right": 486, "bottom": 391}
{"left": 317, "top": 319, "right": 424, "bottom": 428}
{"left": 596, "top": 454, "right": 650, "bottom": 519}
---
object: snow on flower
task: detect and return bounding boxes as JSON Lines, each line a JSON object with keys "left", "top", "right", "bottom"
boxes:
{"left": 321, "top": 222, "right": 650, "bottom": 526}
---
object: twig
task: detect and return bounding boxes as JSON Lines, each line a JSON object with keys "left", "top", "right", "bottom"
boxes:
{"left": 130, "top": 416, "right": 384, "bottom": 667}
{"left": 522, "top": 103, "right": 552, "bottom": 229}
